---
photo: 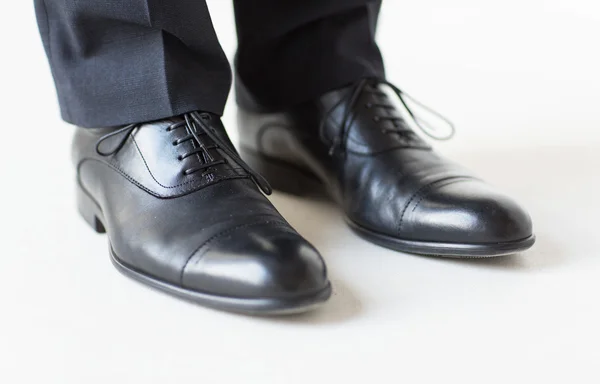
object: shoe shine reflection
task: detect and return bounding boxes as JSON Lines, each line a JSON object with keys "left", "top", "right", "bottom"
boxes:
{"left": 74, "top": 111, "right": 331, "bottom": 315}
{"left": 237, "top": 77, "right": 535, "bottom": 257}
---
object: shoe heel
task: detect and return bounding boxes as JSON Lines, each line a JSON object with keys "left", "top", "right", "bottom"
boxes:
{"left": 76, "top": 183, "right": 106, "bottom": 233}
{"left": 239, "top": 147, "right": 324, "bottom": 197}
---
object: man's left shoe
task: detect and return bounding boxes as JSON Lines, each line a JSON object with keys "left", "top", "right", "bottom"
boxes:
{"left": 236, "top": 78, "right": 535, "bottom": 257}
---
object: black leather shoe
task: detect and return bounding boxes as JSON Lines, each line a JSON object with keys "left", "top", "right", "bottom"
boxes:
{"left": 237, "top": 78, "right": 535, "bottom": 257}
{"left": 73, "top": 111, "right": 331, "bottom": 314}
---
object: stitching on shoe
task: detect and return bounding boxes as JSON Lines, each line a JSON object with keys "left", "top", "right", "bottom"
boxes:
{"left": 179, "top": 221, "right": 292, "bottom": 285}
{"left": 397, "top": 176, "right": 473, "bottom": 234}
{"left": 410, "top": 178, "right": 471, "bottom": 214}
{"left": 132, "top": 136, "right": 228, "bottom": 189}
{"left": 79, "top": 158, "right": 249, "bottom": 198}
{"left": 322, "top": 108, "right": 432, "bottom": 154}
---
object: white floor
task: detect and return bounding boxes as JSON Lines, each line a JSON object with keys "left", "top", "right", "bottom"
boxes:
{"left": 2, "top": 1, "right": 600, "bottom": 383}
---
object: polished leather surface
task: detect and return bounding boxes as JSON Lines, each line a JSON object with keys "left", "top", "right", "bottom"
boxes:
{"left": 73, "top": 113, "right": 329, "bottom": 304}
{"left": 237, "top": 80, "right": 534, "bottom": 250}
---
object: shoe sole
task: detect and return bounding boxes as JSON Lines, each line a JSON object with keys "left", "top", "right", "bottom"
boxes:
{"left": 76, "top": 182, "right": 332, "bottom": 315}
{"left": 240, "top": 146, "right": 536, "bottom": 258}
{"left": 346, "top": 219, "right": 535, "bottom": 257}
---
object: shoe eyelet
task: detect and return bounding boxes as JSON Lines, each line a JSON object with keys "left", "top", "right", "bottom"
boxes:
{"left": 172, "top": 140, "right": 178, "bottom": 146}
{"left": 177, "top": 155, "right": 183, "bottom": 161}
{"left": 373, "top": 116, "right": 380, "bottom": 122}
{"left": 365, "top": 103, "right": 373, "bottom": 109}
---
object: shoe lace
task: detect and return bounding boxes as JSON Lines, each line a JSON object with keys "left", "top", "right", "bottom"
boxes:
{"left": 324, "top": 78, "right": 456, "bottom": 156}
{"left": 95, "top": 111, "right": 272, "bottom": 195}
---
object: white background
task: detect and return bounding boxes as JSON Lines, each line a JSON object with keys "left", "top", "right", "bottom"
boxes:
{"left": 1, "top": 1, "right": 599, "bottom": 383}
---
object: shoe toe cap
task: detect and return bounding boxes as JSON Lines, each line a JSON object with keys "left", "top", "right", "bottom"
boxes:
{"left": 181, "top": 223, "right": 329, "bottom": 299}
{"left": 402, "top": 178, "right": 533, "bottom": 244}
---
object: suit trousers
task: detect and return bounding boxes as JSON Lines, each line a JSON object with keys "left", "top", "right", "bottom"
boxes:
{"left": 34, "top": 0, "right": 385, "bottom": 127}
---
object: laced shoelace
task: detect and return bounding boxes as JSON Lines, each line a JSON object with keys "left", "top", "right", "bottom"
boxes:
{"left": 324, "top": 78, "right": 456, "bottom": 156}
{"left": 95, "top": 111, "right": 272, "bottom": 195}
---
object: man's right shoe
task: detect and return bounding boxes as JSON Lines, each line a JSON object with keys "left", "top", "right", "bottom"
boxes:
{"left": 73, "top": 111, "right": 331, "bottom": 315}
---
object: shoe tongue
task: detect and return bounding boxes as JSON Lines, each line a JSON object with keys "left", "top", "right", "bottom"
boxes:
{"left": 316, "top": 82, "right": 430, "bottom": 155}
{"left": 183, "top": 114, "right": 231, "bottom": 166}
{"left": 364, "top": 83, "right": 409, "bottom": 129}
{"left": 176, "top": 112, "right": 272, "bottom": 194}
{"left": 193, "top": 114, "right": 238, "bottom": 153}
